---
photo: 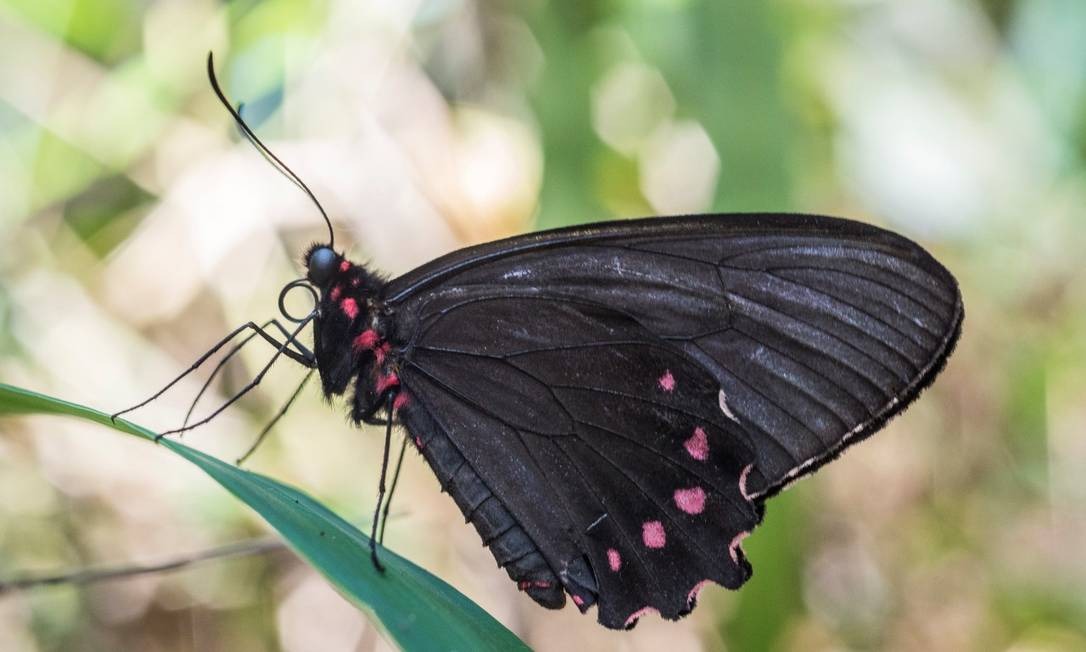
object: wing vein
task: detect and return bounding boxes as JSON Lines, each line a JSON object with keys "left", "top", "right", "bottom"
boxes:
{"left": 558, "top": 432, "right": 725, "bottom": 585}
{"left": 549, "top": 440, "right": 666, "bottom": 608}
{"left": 766, "top": 265, "right": 946, "bottom": 336}
{"left": 725, "top": 289, "right": 909, "bottom": 384}
{"left": 756, "top": 269, "right": 933, "bottom": 352}
{"left": 570, "top": 416, "right": 753, "bottom": 515}
{"left": 720, "top": 326, "right": 879, "bottom": 418}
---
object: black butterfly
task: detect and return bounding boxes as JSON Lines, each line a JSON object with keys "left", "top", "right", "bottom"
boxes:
{"left": 116, "top": 55, "right": 963, "bottom": 630}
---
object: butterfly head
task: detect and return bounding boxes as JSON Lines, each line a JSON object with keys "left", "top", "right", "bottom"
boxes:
{"left": 305, "top": 245, "right": 339, "bottom": 286}
{"left": 275, "top": 244, "right": 348, "bottom": 326}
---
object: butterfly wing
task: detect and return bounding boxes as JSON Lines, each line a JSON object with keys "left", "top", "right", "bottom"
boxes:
{"left": 384, "top": 213, "right": 962, "bottom": 627}
{"left": 395, "top": 298, "right": 762, "bottom": 627}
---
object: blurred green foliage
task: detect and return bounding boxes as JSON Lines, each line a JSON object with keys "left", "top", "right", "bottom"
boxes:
{"left": 0, "top": 384, "right": 528, "bottom": 651}
{"left": 2, "top": 0, "right": 1085, "bottom": 650}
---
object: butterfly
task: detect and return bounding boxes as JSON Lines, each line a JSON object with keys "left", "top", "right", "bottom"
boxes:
{"left": 115, "top": 55, "right": 963, "bottom": 630}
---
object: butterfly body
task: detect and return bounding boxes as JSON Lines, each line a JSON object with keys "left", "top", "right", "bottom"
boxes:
{"left": 301, "top": 212, "right": 963, "bottom": 629}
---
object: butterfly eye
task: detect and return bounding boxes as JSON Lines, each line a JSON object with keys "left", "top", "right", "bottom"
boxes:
{"left": 307, "top": 246, "right": 337, "bottom": 285}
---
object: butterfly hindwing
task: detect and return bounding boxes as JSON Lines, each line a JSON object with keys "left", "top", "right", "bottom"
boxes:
{"left": 396, "top": 297, "right": 760, "bottom": 628}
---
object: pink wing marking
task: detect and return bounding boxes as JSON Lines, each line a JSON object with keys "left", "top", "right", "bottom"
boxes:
{"left": 673, "top": 487, "right": 706, "bottom": 514}
{"left": 642, "top": 521, "right": 666, "bottom": 549}
{"left": 684, "top": 426, "right": 709, "bottom": 461}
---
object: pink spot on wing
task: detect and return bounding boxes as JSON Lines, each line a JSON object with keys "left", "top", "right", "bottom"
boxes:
{"left": 658, "top": 370, "right": 676, "bottom": 392}
{"left": 685, "top": 426, "right": 709, "bottom": 461}
{"left": 414, "top": 435, "right": 425, "bottom": 449}
{"left": 329, "top": 285, "right": 342, "bottom": 301}
{"left": 340, "top": 298, "right": 359, "bottom": 319}
{"left": 729, "top": 530, "right": 751, "bottom": 564}
{"left": 607, "top": 548, "right": 622, "bottom": 572}
{"left": 376, "top": 373, "right": 399, "bottom": 394}
{"left": 624, "top": 606, "right": 659, "bottom": 628}
{"left": 572, "top": 595, "right": 584, "bottom": 607}
{"left": 687, "top": 579, "right": 711, "bottom": 606}
{"left": 674, "top": 487, "right": 706, "bottom": 514}
{"left": 339, "top": 260, "right": 350, "bottom": 272}
{"left": 739, "top": 463, "right": 753, "bottom": 501}
{"left": 353, "top": 329, "right": 379, "bottom": 351}
{"left": 642, "top": 521, "right": 666, "bottom": 549}
{"left": 351, "top": 278, "right": 361, "bottom": 286}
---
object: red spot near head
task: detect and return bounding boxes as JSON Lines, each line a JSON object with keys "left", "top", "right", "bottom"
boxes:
{"left": 329, "top": 285, "right": 342, "bottom": 301}
{"left": 658, "top": 370, "right": 676, "bottom": 392}
{"left": 393, "top": 392, "right": 410, "bottom": 412}
{"left": 685, "top": 426, "right": 709, "bottom": 461}
{"left": 374, "top": 342, "right": 391, "bottom": 365}
{"left": 341, "top": 298, "right": 359, "bottom": 319}
{"left": 674, "top": 487, "right": 706, "bottom": 514}
{"left": 607, "top": 548, "right": 622, "bottom": 572}
{"left": 375, "top": 373, "right": 399, "bottom": 394}
{"left": 739, "top": 464, "right": 753, "bottom": 501}
{"left": 642, "top": 521, "right": 666, "bottom": 549}
{"left": 729, "top": 530, "right": 750, "bottom": 564}
{"left": 353, "top": 329, "right": 379, "bottom": 352}
{"left": 339, "top": 260, "right": 350, "bottom": 272}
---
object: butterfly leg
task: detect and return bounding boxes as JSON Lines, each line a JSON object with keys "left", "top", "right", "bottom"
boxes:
{"left": 377, "top": 435, "right": 409, "bottom": 545}
{"left": 154, "top": 316, "right": 314, "bottom": 440}
{"left": 355, "top": 403, "right": 387, "bottom": 427}
{"left": 369, "top": 390, "right": 397, "bottom": 573}
{"left": 182, "top": 319, "right": 315, "bottom": 431}
{"left": 235, "top": 368, "right": 315, "bottom": 466}
{"left": 353, "top": 383, "right": 399, "bottom": 427}
{"left": 111, "top": 320, "right": 315, "bottom": 424}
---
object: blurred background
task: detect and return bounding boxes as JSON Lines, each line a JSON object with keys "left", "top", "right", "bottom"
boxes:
{"left": 1, "top": 0, "right": 1084, "bottom": 650}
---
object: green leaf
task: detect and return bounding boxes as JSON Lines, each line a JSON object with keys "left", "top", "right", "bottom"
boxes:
{"left": 0, "top": 383, "right": 528, "bottom": 652}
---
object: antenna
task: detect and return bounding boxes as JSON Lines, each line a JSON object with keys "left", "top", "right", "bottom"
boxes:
{"left": 206, "top": 52, "right": 336, "bottom": 248}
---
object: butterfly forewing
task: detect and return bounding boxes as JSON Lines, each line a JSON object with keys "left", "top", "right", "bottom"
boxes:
{"left": 375, "top": 213, "right": 962, "bottom": 628}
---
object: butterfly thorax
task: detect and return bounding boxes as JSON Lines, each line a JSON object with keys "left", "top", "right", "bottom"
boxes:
{"left": 304, "top": 246, "right": 396, "bottom": 418}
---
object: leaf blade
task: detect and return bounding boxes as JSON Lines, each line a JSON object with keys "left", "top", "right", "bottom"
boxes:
{"left": 0, "top": 383, "right": 528, "bottom": 652}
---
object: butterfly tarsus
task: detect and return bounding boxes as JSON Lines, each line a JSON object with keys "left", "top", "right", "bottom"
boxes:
{"left": 183, "top": 319, "right": 314, "bottom": 432}
{"left": 111, "top": 320, "right": 316, "bottom": 427}
{"left": 378, "top": 436, "right": 409, "bottom": 545}
{"left": 236, "top": 369, "right": 315, "bottom": 466}
{"left": 156, "top": 317, "right": 314, "bottom": 439}
{"left": 369, "top": 390, "right": 397, "bottom": 574}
